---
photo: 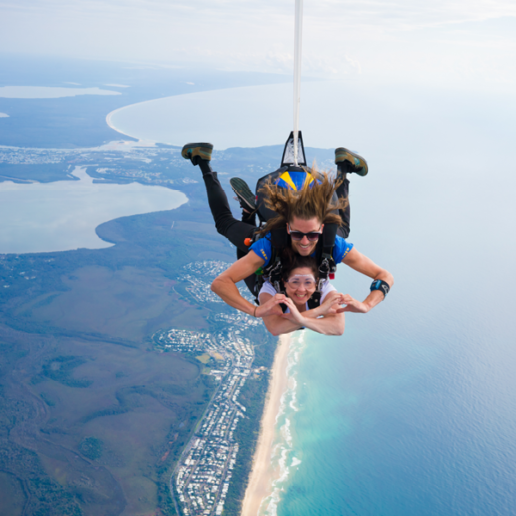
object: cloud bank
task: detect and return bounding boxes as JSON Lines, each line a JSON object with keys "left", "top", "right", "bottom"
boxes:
{"left": 1, "top": 0, "right": 516, "bottom": 88}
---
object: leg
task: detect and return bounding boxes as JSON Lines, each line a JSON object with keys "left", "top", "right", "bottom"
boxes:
{"left": 182, "top": 144, "right": 256, "bottom": 253}
{"left": 200, "top": 164, "right": 257, "bottom": 295}
{"left": 198, "top": 160, "right": 256, "bottom": 253}
{"left": 336, "top": 167, "right": 350, "bottom": 239}
{"left": 229, "top": 177, "right": 257, "bottom": 227}
{"left": 334, "top": 147, "right": 368, "bottom": 239}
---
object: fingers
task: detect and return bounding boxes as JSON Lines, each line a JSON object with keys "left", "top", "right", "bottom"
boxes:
{"left": 282, "top": 298, "right": 297, "bottom": 311}
{"left": 261, "top": 294, "right": 286, "bottom": 309}
{"left": 340, "top": 300, "right": 367, "bottom": 313}
{"left": 256, "top": 293, "right": 291, "bottom": 318}
{"left": 272, "top": 294, "right": 287, "bottom": 304}
{"left": 282, "top": 298, "right": 307, "bottom": 324}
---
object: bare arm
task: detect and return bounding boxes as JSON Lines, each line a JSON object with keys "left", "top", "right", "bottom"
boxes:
{"left": 260, "top": 292, "right": 345, "bottom": 336}
{"left": 211, "top": 252, "right": 285, "bottom": 317}
{"left": 281, "top": 298, "right": 345, "bottom": 335}
{"left": 259, "top": 293, "right": 303, "bottom": 336}
{"left": 340, "top": 247, "right": 394, "bottom": 313}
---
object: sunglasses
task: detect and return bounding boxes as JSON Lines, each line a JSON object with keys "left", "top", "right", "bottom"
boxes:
{"left": 288, "top": 224, "right": 322, "bottom": 242}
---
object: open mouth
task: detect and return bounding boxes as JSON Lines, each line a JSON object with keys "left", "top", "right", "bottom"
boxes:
{"left": 297, "top": 243, "right": 313, "bottom": 253}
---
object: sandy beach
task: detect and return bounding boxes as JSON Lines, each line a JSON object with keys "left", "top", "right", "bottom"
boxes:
{"left": 241, "top": 334, "right": 291, "bottom": 516}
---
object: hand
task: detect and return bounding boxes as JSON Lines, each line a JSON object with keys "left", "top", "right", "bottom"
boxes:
{"left": 256, "top": 293, "right": 287, "bottom": 318}
{"left": 281, "top": 298, "right": 306, "bottom": 325}
{"left": 317, "top": 291, "right": 347, "bottom": 316}
{"left": 337, "top": 294, "right": 370, "bottom": 313}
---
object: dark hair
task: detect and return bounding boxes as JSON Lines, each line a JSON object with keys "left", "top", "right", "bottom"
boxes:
{"left": 258, "top": 167, "right": 347, "bottom": 237}
{"left": 281, "top": 249, "right": 319, "bottom": 283}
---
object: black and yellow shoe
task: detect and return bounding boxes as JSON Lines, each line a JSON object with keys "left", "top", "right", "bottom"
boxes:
{"left": 335, "top": 147, "right": 368, "bottom": 176}
{"left": 230, "top": 177, "right": 256, "bottom": 212}
{"left": 181, "top": 142, "right": 214, "bottom": 165}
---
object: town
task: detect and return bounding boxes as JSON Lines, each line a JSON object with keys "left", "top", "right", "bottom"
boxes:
{"left": 0, "top": 143, "right": 198, "bottom": 187}
{"left": 181, "top": 261, "right": 257, "bottom": 308}
{"left": 153, "top": 295, "right": 260, "bottom": 516}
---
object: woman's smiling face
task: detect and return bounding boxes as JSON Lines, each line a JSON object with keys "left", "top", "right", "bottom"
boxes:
{"left": 284, "top": 266, "right": 317, "bottom": 308}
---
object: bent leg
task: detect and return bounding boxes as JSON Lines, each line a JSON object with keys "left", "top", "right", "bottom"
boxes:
{"left": 198, "top": 160, "right": 256, "bottom": 252}
{"left": 335, "top": 147, "right": 368, "bottom": 239}
{"left": 336, "top": 170, "right": 350, "bottom": 239}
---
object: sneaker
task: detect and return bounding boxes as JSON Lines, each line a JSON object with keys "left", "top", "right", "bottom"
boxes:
{"left": 335, "top": 147, "right": 368, "bottom": 176}
{"left": 230, "top": 177, "right": 256, "bottom": 212}
{"left": 181, "top": 142, "right": 213, "bottom": 165}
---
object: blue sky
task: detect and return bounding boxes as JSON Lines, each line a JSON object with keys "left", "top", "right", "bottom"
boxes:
{"left": 1, "top": 0, "right": 516, "bottom": 92}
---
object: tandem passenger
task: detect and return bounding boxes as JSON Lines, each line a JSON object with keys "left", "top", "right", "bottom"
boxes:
{"left": 258, "top": 254, "right": 347, "bottom": 336}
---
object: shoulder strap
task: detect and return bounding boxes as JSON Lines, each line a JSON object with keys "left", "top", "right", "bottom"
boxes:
{"left": 306, "top": 223, "right": 338, "bottom": 308}
{"left": 307, "top": 292, "right": 321, "bottom": 310}
{"left": 316, "top": 223, "right": 338, "bottom": 282}
{"left": 254, "top": 241, "right": 286, "bottom": 302}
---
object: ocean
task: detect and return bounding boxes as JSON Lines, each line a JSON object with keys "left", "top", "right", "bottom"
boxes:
{"left": 267, "top": 296, "right": 516, "bottom": 514}
{"left": 259, "top": 96, "right": 516, "bottom": 513}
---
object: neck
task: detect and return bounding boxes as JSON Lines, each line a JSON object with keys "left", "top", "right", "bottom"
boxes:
{"left": 293, "top": 300, "right": 307, "bottom": 312}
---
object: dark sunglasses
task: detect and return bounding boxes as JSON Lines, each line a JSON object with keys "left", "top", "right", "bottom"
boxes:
{"left": 288, "top": 224, "right": 322, "bottom": 242}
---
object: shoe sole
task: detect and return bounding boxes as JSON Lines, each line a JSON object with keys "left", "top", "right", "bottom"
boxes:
{"left": 230, "top": 178, "right": 256, "bottom": 210}
{"left": 181, "top": 142, "right": 213, "bottom": 162}
{"left": 335, "top": 147, "right": 368, "bottom": 176}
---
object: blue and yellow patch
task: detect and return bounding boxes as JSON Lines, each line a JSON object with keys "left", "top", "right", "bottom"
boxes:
{"left": 275, "top": 170, "right": 317, "bottom": 191}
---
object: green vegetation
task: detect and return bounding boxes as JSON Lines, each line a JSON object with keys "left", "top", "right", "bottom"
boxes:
{"left": 79, "top": 437, "right": 103, "bottom": 460}
{"left": 195, "top": 353, "right": 211, "bottom": 364}
{"left": 0, "top": 401, "right": 83, "bottom": 515}
{"left": 0, "top": 140, "right": 291, "bottom": 515}
{"left": 33, "top": 356, "right": 92, "bottom": 388}
{"left": 0, "top": 163, "right": 76, "bottom": 183}
{"left": 40, "top": 392, "right": 56, "bottom": 406}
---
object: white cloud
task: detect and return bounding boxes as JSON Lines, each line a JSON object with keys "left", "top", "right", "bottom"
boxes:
{"left": 1, "top": 0, "right": 516, "bottom": 88}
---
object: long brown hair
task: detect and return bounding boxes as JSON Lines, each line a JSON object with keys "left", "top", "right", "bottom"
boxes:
{"left": 258, "top": 167, "right": 346, "bottom": 237}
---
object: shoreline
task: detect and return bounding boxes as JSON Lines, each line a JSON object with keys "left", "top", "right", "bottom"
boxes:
{"left": 241, "top": 334, "right": 291, "bottom": 516}
{"left": 105, "top": 105, "right": 143, "bottom": 140}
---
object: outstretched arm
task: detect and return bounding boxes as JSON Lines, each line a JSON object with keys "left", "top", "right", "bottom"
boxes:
{"left": 211, "top": 252, "right": 284, "bottom": 318}
{"left": 340, "top": 247, "right": 394, "bottom": 313}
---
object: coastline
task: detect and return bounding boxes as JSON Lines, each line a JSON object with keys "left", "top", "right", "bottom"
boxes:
{"left": 241, "top": 334, "right": 291, "bottom": 516}
{"left": 105, "top": 106, "right": 142, "bottom": 140}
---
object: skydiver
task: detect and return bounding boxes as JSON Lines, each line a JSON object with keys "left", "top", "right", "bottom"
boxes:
{"left": 181, "top": 142, "right": 393, "bottom": 332}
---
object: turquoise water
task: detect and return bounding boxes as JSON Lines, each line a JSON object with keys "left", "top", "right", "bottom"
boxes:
{"left": 274, "top": 301, "right": 516, "bottom": 514}
{"left": 245, "top": 82, "right": 516, "bottom": 515}
{"left": 264, "top": 153, "right": 516, "bottom": 514}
